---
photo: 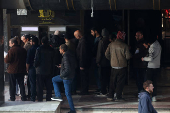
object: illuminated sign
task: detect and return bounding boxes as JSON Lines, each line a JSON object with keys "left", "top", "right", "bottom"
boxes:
{"left": 38, "top": 10, "right": 55, "bottom": 24}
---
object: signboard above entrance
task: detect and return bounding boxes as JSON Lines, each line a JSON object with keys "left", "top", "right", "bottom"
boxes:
{"left": 38, "top": 10, "right": 55, "bottom": 24}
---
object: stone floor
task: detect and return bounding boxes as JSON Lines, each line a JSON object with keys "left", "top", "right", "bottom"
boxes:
{"left": 1, "top": 78, "right": 170, "bottom": 113}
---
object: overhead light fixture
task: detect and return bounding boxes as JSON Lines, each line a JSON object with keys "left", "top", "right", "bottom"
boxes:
{"left": 91, "top": 0, "right": 94, "bottom": 17}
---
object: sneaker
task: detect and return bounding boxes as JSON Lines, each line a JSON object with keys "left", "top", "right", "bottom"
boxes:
{"left": 51, "top": 97, "right": 63, "bottom": 101}
{"left": 107, "top": 97, "right": 113, "bottom": 101}
{"left": 96, "top": 93, "right": 107, "bottom": 97}
{"left": 152, "top": 97, "right": 157, "bottom": 102}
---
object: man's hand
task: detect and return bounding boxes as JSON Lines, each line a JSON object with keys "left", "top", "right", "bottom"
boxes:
{"left": 80, "top": 67, "right": 84, "bottom": 70}
{"left": 57, "top": 64, "right": 61, "bottom": 68}
{"left": 141, "top": 57, "right": 144, "bottom": 61}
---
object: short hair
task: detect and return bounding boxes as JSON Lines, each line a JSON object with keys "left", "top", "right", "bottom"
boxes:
{"left": 10, "top": 37, "right": 18, "bottom": 45}
{"left": 64, "top": 33, "right": 71, "bottom": 40}
{"left": 60, "top": 44, "right": 68, "bottom": 52}
{"left": 30, "top": 36, "right": 39, "bottom": 45}
{"left": 136, "top": 31, "right": 143, "bottom": 35}
{"left": 41, "top": 36, "right": 49, "bottom": 45}
{"left": 91, "top": 27, "right": 100, "bottom": 33}
{"left": 109, "top": 34, "right": 116, "bottom": 41}
{"left": 143, "top": 80, "right": 153, "bottom": 90}
{"left": 23, "top": 34, "right": 31, "bottom": 41}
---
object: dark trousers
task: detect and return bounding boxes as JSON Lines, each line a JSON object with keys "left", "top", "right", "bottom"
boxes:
{"left": 36, "top": 74, "right": 52, "bottom": 101}
{"left": 108, "top": 68, "right": 126, "bottom": 99}
{"left": 9, "top": 73, "right": 26, "bottom": 101}
{"left": 28, "top": 66, "right": 36, "bottom": 100}
{"left": 27, "top": 75, "right": 31, "bottom": 98}
{"left": 71, "top": 68, "right": 78, "bottom": 93}
{"left": 100, "top": 66, "right": 111, "bottom": 94}
{"left": 145, "top": 68, "right": 160, "bottom": 97}
{"left": 135, "top": 68, "right": 146, "bottom": 93}
{"left": 80, "top": 68, "right": 89, "bottom": 94}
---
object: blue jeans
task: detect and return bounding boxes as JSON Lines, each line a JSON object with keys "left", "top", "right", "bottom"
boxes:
{"left": 28, "top": 66, "right": 36, "bottom": 100}
{"left": 52, "top": 75, "right": 75, "bottom": 112}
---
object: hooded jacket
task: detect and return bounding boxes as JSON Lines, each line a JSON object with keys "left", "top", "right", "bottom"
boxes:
{"left": 138, "top": 91, "right": 157, "bottom": 113}
{"left": 96, "top": 28, "right": 110, "bottom": 67}
{"left": 143, "top": 40, "right": 161, "bottom": 68}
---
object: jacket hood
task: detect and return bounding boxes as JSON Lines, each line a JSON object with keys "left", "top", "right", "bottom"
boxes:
{"left": 138, "top": 90, "right": 150, "bottom": 99}
{"left": 101, "top": 28, "right": 109, "bottom": 37}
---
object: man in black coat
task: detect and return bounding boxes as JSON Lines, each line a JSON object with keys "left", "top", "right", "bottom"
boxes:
{"left": 133, "top": 31, "right": 148, "bottom": 94}
{"left": 74, "top": 30, "right": 90, "bottom": 95}
{"left": 34, "top": 36, "right": 55, "bottom": 101}
{"left": 51, "top": 44, "right": 76, "bottom": 113}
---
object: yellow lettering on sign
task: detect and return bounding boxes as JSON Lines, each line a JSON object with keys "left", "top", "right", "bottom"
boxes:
{"left": 38, "top": 10, "right": 55, "bottom": 18}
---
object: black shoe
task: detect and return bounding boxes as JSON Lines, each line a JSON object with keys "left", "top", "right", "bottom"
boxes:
{"left": 115, "top": 97, "right": 125, "bottom": 102}
{"left": 68, "top": 110, "right": 76, "bottom": 113}
{"left": 51, "top": 97, "right": 63, "bottom": 101}
{"left": 79, "top": 92, "right": 89, "bottom": 95}
{"left": 72, "top": 91, "right": 77, "bottom": 95}
{"left": 94, "top": 89, "right": 101, "bottom": 94}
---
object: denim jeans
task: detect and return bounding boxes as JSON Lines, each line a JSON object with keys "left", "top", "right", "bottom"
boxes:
{"left": 52, "top": 75, "right": 75, "bottom": 112}
{"left": 28, "top": 66, "right": 36, "bottom": 100}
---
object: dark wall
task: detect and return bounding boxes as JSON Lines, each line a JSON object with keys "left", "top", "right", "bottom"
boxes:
{"left": 0, "top": 9, "right": 4, "bottom": 105}
{"left": 10, "top": 10, "right": 80, "bottom": 26}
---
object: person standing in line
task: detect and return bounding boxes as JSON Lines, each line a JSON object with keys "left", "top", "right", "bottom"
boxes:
{"left": 74, "top": 30, "right": 90, "bottom": 95}
{"left": 34, "top": 36, "right": 55, "bottom": 101}
{"left": 64, "top": 34, "right": 77, "bottom": 94}
{"left": 21, "top": 34, "right": 32, "bottom": 99}
{"left": 4, "top": 37, "right": 27, "bottom": 101}
{"left": 142, "top": 37, "right": 161, "bottom": 102}
{"left": 105, "top": 31, "right": 131, "bottom": 101}
{"left": 133, "top": 31, "right": 148, "bottom": 94}
{"left": 26, "top": 36, "right": 39, "bottom": 101}
{"left": 138, "top": 80, "right": 157, "bottom": 113}
{"left": 91, "top": 27, "right": 102, "bottom": 93}
{"left": 96, "top": 28, "right": 111, "bottom": 96}
{"left": 51, "top": 44, "right": 76, "bottom": 113}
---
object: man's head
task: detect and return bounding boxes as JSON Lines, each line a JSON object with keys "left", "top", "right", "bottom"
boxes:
{"left": 74, "top": 30, "right": 83, "bottom": 40}
{"left": 117, "top": 31, "right": 126, "bottom": 41}
{"left": 54, "top": 30, "right": 60, "bottom": 35}
{"left": 41, "top": 36, "right": 48, "bottom": 45}
{"left": 30, "top": 36, "right": 39, "bottom": 45}
{"left": 143, "top": 80, "right": 154, "bottom": 93}
{"left": 91, "top": 27, "right": 100, "bottom": 37}
{"left": 59, "top": 44, "right": 68, "bottom": 54}
{"left": 135, "top": 31, "right": 143, "bottom": 41}
{"left": 21, "top": 34, "right": 30, "bottom": 44}
{"left": 9, "top": 37, "right": 18, "bottom": 47}
{"left": 64, "top": 33, "right": 71, "bottom": 42}
{"left": 109, "top": 34, "right": 116, "bottom": 42}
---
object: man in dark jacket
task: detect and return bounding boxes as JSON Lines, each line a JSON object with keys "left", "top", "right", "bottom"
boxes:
{"left": 74, "top": 30, "right": 90, "bottom": 95}
{"left": 138, "top": 80, "right": 157, "bottom": 113}
{"left": 133, "top": 31, "right": 148, "bottom": 93}
{"left": 91, "top": 27, "right": 102, "bottom": 93}
{"left": 34, "top": 36, "right": 55, "bottom": 101}
{"left": 51, "top": 44, "right": 76, "bottom": 113}
{"left": 4, "top": 37, "right": 27, "bottom": 101}
{"left": 96, "top": 28, "right": 112, "bottom": 96}
{"left": 26, "top": 36, "right": 39, "bottom": 101}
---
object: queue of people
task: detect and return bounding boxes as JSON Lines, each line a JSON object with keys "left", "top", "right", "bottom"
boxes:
{"left": 4, "top": 28, "right": 161, "bottom": 113}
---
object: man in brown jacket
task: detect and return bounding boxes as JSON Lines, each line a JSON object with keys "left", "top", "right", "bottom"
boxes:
{"left": 4, "top": 38, "right": 27, "bottom": 101}
{"left": 105, "top": 31, "right": 131, "bottom": 101}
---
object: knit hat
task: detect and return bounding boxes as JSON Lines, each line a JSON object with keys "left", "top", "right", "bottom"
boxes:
{"left": 101, "top": 28, "right": 109, "bottom": 37}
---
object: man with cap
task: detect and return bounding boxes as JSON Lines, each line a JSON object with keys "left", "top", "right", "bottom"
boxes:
{"left": 105, "top": 31, "right": 131, "bottom": 101}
